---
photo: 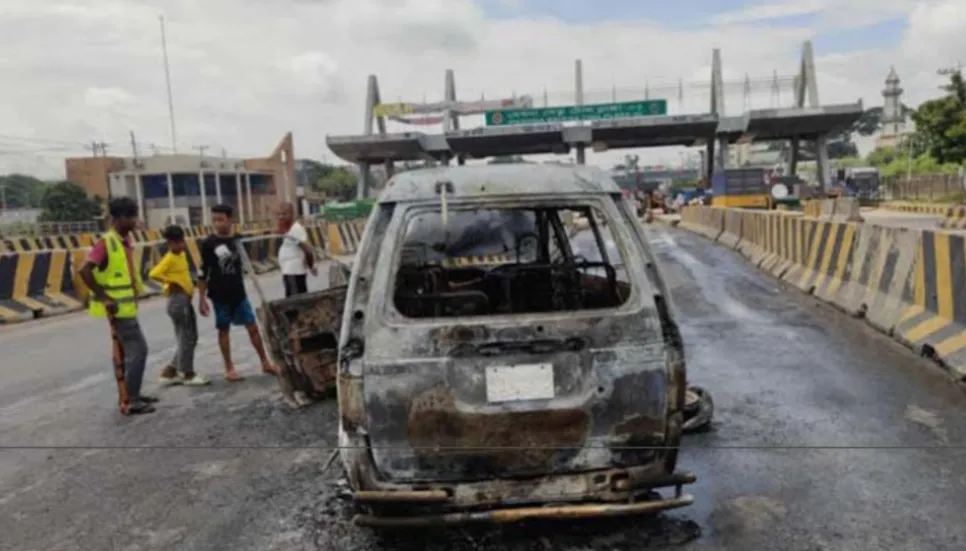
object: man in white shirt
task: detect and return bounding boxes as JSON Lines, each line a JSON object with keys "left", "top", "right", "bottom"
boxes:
{"left": 276, "top": 202, "right": 317, "bottom": 297}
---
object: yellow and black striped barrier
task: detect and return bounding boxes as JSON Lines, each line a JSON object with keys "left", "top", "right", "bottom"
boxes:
{"left": 668, "top": 205, "right": 966, "bottom": 381}
{"left": 893, "top": 230, "right": 966, "bottom": 377}
{"left": 0, "top": 250, "right": 88, "bottom": 323}
{"left": 1, "top": 225, "right": 328, "bottom": 325}
{"left": 326, "top": 219, "right": 366, "bottom": 256}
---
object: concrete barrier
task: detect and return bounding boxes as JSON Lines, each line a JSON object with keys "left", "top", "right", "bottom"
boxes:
{"left": 679, "top": 206, "right": 724, "bottom": 241}
{"left": 0, "top": 250, "right": 89, "bottom": 323}
{"left": 892, "top": 230, "right": 966, "bottom": 379}
{"left": 832, "top": 197, "right": 864, "bottom": 222}
{"left": 832, "top": 225, "right": 920, "bottom": 331}
{"left": 667, "top": 205, "right": 966, "bottom": 381}
{"left": 717, "top": 209, "right": 743, "bottom": 249}
{"left": 803, "top": 200, "right": 822, "bottom": 218}
{"left": 788, "top": 220, "right": 859, "bottom": 307}
{"left": 940, "top": 205, "right": 966, "bottom": 230}
{"left": 880, "top": 201, "right": 953, "bottom": 216}
{"left": 326, "top": 219, "right": 366, "bottom": 256}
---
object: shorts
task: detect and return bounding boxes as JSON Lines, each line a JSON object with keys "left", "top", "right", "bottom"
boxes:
{"left": 213, "top": 298, "right": 256, "bottom": 330}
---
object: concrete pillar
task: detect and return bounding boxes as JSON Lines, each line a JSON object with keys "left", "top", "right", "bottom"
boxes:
{"left": 814, "top": 136, "right": 830, "bottom": 190}
{"left": 198, "top": 170, "right": 208, "bottom": 225}
{"left": 215, "top": 171, "right": 222, "bottom": 205}
{"left": 576, "top": 145, "right": 586, "bottom": 165}
{"left": 165, "top": 172, "right": 176, "bottom": 223}
{"left": 244, "top": 172, "right": 254, "bottom": 223}
{"left": 711, "top": 48, "right": 728, "bottom": 171}
{"left": 788, "top": 140, "right": 800, "bottom": 176}
{"left": 235, "top": 172, "right": 245, "bottom": 224}
{"left": 359, "top": 162, "right": 372, "bottom": 199}
{"left": 575, "top": 59, "right": 584, "bottom": 109}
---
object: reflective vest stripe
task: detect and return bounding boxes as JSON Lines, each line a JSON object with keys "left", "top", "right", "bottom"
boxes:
{"left": 88, "top": 231, "right": 143, "bottom": 319}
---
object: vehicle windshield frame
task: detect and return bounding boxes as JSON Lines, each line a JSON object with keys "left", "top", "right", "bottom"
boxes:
{"left": 378, "top": 195, "right": 641, "bottom": 326}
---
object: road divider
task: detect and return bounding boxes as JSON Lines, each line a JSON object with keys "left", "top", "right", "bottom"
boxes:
{"left": 326, "top": 219, "right": 365, "bottom": 256}
{"left": 0, "top": 250, "right": 88, "bottom": 323}
{"left": 1, "top": 222, "right": 334, "bottom": 326}
{"left": 893, "top": 230, "right": 966, "bottom": 378}
{"left": 673, "top": 205, "right": 966, "bottom": 381}
{"left": 800, "top": 198, "right": 863, "bottom": 222}
{"left": 0, "top": 221, "right": 276, "bottom": 254}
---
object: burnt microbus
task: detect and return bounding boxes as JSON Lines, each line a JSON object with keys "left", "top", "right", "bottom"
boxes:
{"left": 336, "top": 164, "right": 695, "bottom": 526}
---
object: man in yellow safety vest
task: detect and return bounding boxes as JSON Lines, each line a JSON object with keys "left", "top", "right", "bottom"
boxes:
{"left": 80, "top": 197, "right": 157, "bottom": 415}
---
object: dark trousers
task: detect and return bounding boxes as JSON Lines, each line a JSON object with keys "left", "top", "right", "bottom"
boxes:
{"left": 283, "top": 274, "right": 308, "bottom": 298}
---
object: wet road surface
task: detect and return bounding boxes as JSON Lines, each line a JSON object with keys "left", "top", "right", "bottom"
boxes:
{"left": 1, "top": 228, "right": 965, "bottom": 550}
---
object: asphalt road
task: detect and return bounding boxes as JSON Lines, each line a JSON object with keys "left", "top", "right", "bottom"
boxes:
{"left": 1, "top": 230, "right": 965, "bottom": 550}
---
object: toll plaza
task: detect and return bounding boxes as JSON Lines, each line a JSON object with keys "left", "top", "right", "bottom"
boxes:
{"left": 326, "top": 40, "right": 863, "bottom": 197}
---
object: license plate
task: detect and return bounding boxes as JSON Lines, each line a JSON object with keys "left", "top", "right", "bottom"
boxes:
{"left": 485, "top": 363, "right": 555, "bottom": 403}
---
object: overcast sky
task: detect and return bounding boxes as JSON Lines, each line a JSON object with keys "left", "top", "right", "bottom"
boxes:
{"left": 0, "top": 0, "right": 963, "bottom": 178}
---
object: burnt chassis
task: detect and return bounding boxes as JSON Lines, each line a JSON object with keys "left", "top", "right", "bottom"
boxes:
{"left": 256, "top": 262, "right": 351, "bottom": 407}
{"left": 338, "top": 224, "right": 697, "bottom": 528}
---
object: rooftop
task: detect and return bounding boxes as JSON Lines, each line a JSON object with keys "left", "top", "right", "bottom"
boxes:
{"left": 378, "top": 164, "right": 620, "bottom": 204}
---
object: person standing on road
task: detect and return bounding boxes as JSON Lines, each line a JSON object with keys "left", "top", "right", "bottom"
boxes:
{"left": 276, "top": 202, "right": 317, "bottom": 297}
{"left": 149, "top": 225, "right": 210, "bottom": 387}
{"left": 196, "top": 204, "right": 279, "bottom": 381}
{"left": 79, "top": 197, "right": 158, "bottom": 415}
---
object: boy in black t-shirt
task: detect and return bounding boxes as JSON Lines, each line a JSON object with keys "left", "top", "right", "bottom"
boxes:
{"left": 197, "top": 204, "right": 278, "bottom": 381}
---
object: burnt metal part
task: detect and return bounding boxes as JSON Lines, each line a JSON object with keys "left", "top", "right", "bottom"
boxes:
{"left": 350, "top": 470, "right": 697, "bottom": 527}
{"left": 258, "top": 286, "right": 347, "bottom": 405}
{"left": 682, "top": 386, "right": 714, "bottom": 433}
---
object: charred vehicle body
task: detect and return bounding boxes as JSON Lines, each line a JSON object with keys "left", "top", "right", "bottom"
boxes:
{"left": 337, "top": 164, "right": 696, "bottom": 526}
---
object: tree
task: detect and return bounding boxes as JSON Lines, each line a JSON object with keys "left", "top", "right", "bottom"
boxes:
{"left": 911, "top": 70, "right": 966, "bottom": 164}
{"left": 825, "top": 135, "right": 859, "bottom": 159}
{"left": 0, "top": 174, "right": 48, "bottom": 209}
{"left": 313, "top": 166, "right": 358, "bottom": 202}
{"left": 38, "top": 181, "right": 102, "bottom": 222}
{"left": 865, "top": 147, "right": 901, "bottom": 167}
{"left": 851, "top": 105, "right": 915, "bottom": 136}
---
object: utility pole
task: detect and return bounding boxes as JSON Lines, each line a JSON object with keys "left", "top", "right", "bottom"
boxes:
{"left": 85, "top": 141, "right": 108, "bottom": 157}
{"left": 194, "top": 145, "right": 209, "bottom": 224}
{"left": 130, "top": 130, "right": 144, "bottom": 221}
{"left": 160, "top": 15, "right": 178, "bottom": 153}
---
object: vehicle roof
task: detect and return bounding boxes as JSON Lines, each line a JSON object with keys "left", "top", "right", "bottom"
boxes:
{"left": 377, "top": 164, "right": 621, "bottom": 204}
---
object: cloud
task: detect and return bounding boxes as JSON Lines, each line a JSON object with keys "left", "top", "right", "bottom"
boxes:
{"left": 711, "top": 0, "right": 919, "bottom": 30}
{"left": 711, "top": 0, "right": 824, "bottom": 25}
{"left": 0, "top": 0, "right": 965, "bottom": 177}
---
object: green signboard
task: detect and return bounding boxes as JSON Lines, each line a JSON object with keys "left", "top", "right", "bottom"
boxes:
{"left": 485, "top": 99, "right": 668, "bottom": 126}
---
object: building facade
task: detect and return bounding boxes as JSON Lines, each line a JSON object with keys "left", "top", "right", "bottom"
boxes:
{"left": 66, "top": 133, "right": 296, "bottom": 228}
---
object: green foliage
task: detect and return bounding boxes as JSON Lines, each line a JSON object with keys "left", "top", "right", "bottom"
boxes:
{"left": 852, "top": 104, "right": 914, "bottom": 136}
{"left": 487, "top": 155, "right": 529, "bottom": 164}
{"left": 911, "top": 71, "right": 966, "bottom": 164}
{"left": 299, "top": 160, "right": 359, "bottom": 202}
{"left": 38, "top": 181, "right": 102, "bottom": 222}
{"left": 0, "top": 174, "right": 48, "bottom": 208}
{"left": 315, "top": 167, "right": 358, "bottom": 202}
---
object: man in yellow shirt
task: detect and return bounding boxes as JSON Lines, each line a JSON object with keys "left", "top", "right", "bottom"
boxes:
{"left": 149, "top": 226, "right": 210, "bottom": 386}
